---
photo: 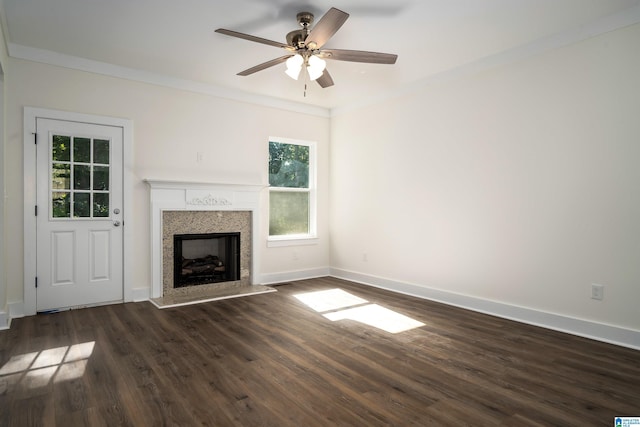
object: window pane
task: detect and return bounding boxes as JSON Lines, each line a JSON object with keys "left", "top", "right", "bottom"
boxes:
{"left": 269, "top": 142, "right": 309, "bottom": 188}
{"left": 73, "top": 193, "right": 90, "bottom": 218}
{"left": 52, "top": 135, "right": 71, "bottom": 162}
{"left": 93, "top": 193, "right": 109, "bottom": 217}
{"left": 269, "top": 191, "right": 309, "bottom": 235}
{"left": 74, "top": 165, "right": 91, "bottom": 190}
{"left": 52, "top": 164, "right": 70, "bottom": 190}
{"left": 52, "top": 192, "right": 70, "bottom": 218}
{"left": 74, "top": 137, "right": 91, "bottom": 163}
{"left": 94, "top": 139, "right": 110, "bottom": 164}
{"left": 93, "top": 166, "right": 109, "bottom": 190}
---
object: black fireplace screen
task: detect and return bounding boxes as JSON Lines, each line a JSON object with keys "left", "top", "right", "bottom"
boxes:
{"left": 173, "top": 232, "right": 240, "bottom": 288}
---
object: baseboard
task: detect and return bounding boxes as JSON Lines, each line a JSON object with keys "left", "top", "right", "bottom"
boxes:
{"left": 261, "top": 267, "right": 331, "bottom": 286}
{"left": 0, "top": 301, "right": 26, "bottom": 329}
{"left": 0, "top": 310, "right": 9, "bottom": 330}
{"left": 132, "top": 287, "right": 151, "bottom": 302}
{"left": 330, "top": 268, "right": 640, "bottom": 351}
{"left": 8, "top": 301, "right": 25, "bottom": 319}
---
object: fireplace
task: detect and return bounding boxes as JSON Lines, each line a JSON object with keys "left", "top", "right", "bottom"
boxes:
{"left": 174, "top": 232, "right": 240, "bottom": 288}
{"left": 146, "top": 180, "right": 263, "bottom": 299}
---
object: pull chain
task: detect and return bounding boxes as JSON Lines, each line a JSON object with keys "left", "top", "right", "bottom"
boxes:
{"left": 303, "top": 64, "right": 310, "bottom": 97}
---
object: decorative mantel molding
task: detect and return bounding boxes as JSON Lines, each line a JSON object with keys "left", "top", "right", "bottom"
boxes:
{"left": 186, "top": 191, "right": 232, "bottom": 207}
{"left": 145, "top": 180, "right": 266, "bottom": 298}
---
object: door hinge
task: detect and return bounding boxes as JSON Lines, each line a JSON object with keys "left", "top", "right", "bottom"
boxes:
{"left": 35, "top": 205, "right": 38, "bottom": 216}
{"left": 33, "top": 132, "right": 37, "bottom": 144}
{"left": 35, "top": 277, "right": 38, "bottom": 288}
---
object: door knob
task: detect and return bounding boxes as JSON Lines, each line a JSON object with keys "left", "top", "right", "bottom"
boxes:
{"left": 113, "top": 220, "right": 121, "bottom": 227}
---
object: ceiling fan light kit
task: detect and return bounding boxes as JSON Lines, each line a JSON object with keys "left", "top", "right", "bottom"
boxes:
{"left": 215, "top": 7, "right": 398, "bottom": 90}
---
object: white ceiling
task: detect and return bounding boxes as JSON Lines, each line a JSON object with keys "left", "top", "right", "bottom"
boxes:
{"left": 2, "top": 0, "right": 640, "bottom": 111}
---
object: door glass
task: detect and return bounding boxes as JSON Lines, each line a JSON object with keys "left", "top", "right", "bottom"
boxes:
{"left": 52, "top": 135, "right": 71, "bottom": 162}
{"left": 52, "top": 164, "right": 70, "bottom": 190}
{"left": 73, "top": 137, "right": 91, "bottom": 163}
{"left": 93, "top": 166, "right": 109, "bottom": 190}
{"left": 52, "top": 192, "right": 71, "bottom": 218}
{"left": 74, "top": 193, "right": 90, "bottom": 218}
{"left": 93, "top": 193, "right": 110, "bottom": 217}
{"left": 93, "top": 139, "right": 109, "bottom": 164}
{"left": 74, "top": 165, "right": 91, "bottom": 190}
{"left": 50, "top": 134, "right": 111, "bottom": 219}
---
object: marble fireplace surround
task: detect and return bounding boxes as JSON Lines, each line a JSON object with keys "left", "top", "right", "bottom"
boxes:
{"left": 146, "top": 180, "right": 264, "bottom": 299}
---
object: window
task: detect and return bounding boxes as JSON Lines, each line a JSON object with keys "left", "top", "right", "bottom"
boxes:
{"left": 268, "top": 138, "right": 316, "bottom": 243}
{"left": 50, "top": 134, "right": 111, "bottom": 219}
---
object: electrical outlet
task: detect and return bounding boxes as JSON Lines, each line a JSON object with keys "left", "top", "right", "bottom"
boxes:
{"left": 591, "top": 283, "right": 604, "bottom": 301}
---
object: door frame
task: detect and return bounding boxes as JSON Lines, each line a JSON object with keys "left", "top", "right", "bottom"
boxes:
{"left": 23, "top": 107, "right": 133, "bottom": 315}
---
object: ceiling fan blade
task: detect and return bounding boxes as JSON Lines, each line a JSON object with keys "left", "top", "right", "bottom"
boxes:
{"left": 316, "top": 69, "right": 334, "bottom": 88}
{"left": 305, "top": 7, "right": 349, "bottom": 50}
{"left": 215, "top": 28, "right": 291, "bottom": 50}
{"left": 321, "top": 48, "right": 398, "bottom": 64}
{"left": 237, "top": 55, "right": 293, "bottom": 76}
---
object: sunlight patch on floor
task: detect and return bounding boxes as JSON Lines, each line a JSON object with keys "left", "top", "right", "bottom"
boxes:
{"left": 294, "top": 288, "right": 369, "bottom": 312}
{"left": 0, "top": 341, "right": 95, "bottom": 390}
{"left": 323, "top": 303, "right": 426, "bottom": 334}
{"left": 293, "top": 288, "right": 425, "bottom": 334}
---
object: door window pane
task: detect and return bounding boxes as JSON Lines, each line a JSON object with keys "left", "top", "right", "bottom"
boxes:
{"left": 269, "top": 191, "right": 309, "bottom": 235}
{"left": 93, "top": 139, "right": 110, "bottom": 164}
{"left": 74, "top": 165, "right": 91, "bottom": 190}
{"left": 73, "top": 193, "right": 91, "bottom": 218}
{"left": 52, "top": 164, "right": 71, "bottom": 190}
{"left": 73, "top": 137, "right": 91, "bottom": 163}
{"left": 93, "top": 166, "right": 109, "bottom": 191}
{"left": 93, "top": 193, "right": 109, "bottom": 217}
{"left": 52, "top": 192, "right": 70, "bottom": 218}
{"left": 52, "top": 135, "right": 71, "bottom": 162}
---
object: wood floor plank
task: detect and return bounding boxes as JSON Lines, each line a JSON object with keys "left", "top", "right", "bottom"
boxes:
{"left": 1, "top": 277, "right": 639, "bottom": 426}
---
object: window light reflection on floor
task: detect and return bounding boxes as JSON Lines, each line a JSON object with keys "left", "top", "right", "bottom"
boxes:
{"left": 294, "top": 288, "right": 369, "bottom": 312}
{"left": 294, "top": 289, "right": 425, "bottom": 334}
{"left": 0, "top": 341, "right": 95, "bottom": 390}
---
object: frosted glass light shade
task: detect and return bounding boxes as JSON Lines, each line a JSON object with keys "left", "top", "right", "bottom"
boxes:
{"left": 285, "top": 54, "right": 304, "bottom": 80}
{"left": 307, "top": 55, "right": 326, "bottom": 81}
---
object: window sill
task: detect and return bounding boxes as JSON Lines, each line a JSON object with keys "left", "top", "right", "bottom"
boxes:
{"left": 267, "top": 235, "right": 319, "bottom": 247}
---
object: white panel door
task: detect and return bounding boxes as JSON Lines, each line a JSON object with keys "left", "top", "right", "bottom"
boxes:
{"left": 36, "top": 118, "right": 123, "bottom": 311}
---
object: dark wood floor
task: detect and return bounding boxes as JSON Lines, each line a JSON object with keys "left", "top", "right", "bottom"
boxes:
{"left": 1, "top": 277, "right": 638, "bottom": 426}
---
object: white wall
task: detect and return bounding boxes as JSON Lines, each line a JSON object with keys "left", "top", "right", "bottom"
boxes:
{"left": 4, "top": 58, "right": 330, "bottom": 306}
{"left": 330, "top": 24, "right": 640, "bottom": 335}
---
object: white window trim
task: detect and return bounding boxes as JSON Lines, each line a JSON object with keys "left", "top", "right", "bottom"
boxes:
{"left": 267, "top": 136, "right": 317, "bottom": 246}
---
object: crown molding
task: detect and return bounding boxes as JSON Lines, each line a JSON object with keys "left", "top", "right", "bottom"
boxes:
{"left": 7, "top": 42, "right": 330, "bottom": 118}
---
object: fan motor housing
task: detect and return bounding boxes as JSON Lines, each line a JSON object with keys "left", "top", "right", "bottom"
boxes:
{"left": 286, "top": 29, "right": 307, "bottom": 48}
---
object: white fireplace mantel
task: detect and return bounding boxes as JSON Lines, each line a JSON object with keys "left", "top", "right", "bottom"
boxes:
{"left": 145, "top": 179, "right": 265, "bottom": 298}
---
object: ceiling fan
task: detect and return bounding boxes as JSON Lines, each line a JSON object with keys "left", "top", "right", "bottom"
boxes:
{"left": 215, "top": 7, "right": 398, "bottom": 88}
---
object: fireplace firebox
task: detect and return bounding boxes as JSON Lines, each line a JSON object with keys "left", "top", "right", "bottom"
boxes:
{"left": 173, "top": 232, "right": 240, "bottom": 288}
